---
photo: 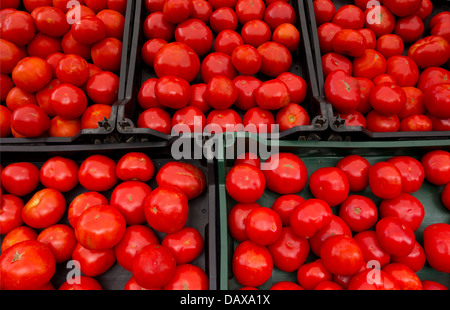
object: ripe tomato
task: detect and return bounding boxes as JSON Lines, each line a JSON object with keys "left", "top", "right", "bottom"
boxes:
{"left": 162, "top": 227, "right": 204, "bottom": 264}
{"left": 156, "top": 161, "right": 206, "bottom": 200}
{"left": 255, "top": 79, "right": 290, "bottom": 110}
{"left": 0, "top": 10, "right": 36, "bottom": 47}
{"left": 91, "top": 37, "right": 123, "bottom": 72}
{"left": 336, "top": 155, "right": 371, "bottom": 192}
{"left": 172, "top": 106, "right": 206, "bottom": 134}
{"left": 376, "top": 216, "right": 416, "bottom": 257}
{"left": 313, "top": 0, "right": 335, "bottom": 26}
{"left": 75, "top": 204, "right": 127, "bottom": 250}
{"left": 138, "top": 78, "right": 163, "bottom": 109}
{"left": 201, "top": 52, "right": 237, "bottom": 83}
{"left": 332, "top": 29, "right": 366, "bottom": 58}
{"left": 387, "top": 156, "right": 424, "bottom": 193}
{"left": 132, "top": 244, "right": 177, "bottom": 289}
{"left": 209, "top": 7, "right": 238, "bottom": 34}
{"left": 386, "top": 55, "right": 419, "bottom": 87}
{"left": 0, "top": 240, "right": 55, "bottom": 290}
{"left": 324, "top": 70, "right": 360, "bottom": 113}
{"left": 37, "top": 224, "right": 77, "bottom": 263}
{"left": 174, "top": 18, "right": 213, "bottom": 57}
{"left": 383, "top": 0, "right": 422, "bottom": 17}
{"left": 163, "top": 264, "right": 209, "bottom": 290}
{"left": 0, "top": 39, "right": 22, "bottom": 75}
{"left": 322, "top": 52, "right": 352, "bottom": 78}
{"left": 364, "top": 5, "right": 395, "bottom": 38}
{"left": 0, "top": 194, "right": 24, "bottom": 235}
{"left": 12, "top": 56, "right": 53, "bottom": 93}
{"left": 78, "top": 154, "right": 118, "bottom": 191}
{"left": 317, "top": 23, "right": 343, "bottom": 54}
{"left": 421, "top": 150, "right": 450, "bottom": 185}
{"left": 205, "top": 76, "right": 237, "bottom": 109}
{"left": 81, "top": 103, "right": 112, "bottom": 130}
{"left": 21, "top": 188, "right": 66, "bottom": 229}
{"left": 137, "top": 107, "right": 172, "bottom": 134}
{"left": 369, "top": 161, "right": 403, "bottom": 199}
{"left": 398, "top": 87, "right": 425, "bottom": 120}
{"left": 235, "top": 0, "right": 265, "bottom": 25}
{"left": 276, "top": 72, "right": 307, "bottom": 104}
{"left": 421, "top": 280, "right": 448, "bottom": 291}
{"left": 86, "top": 71, "right": 120, "bottom": 106}
{"left": 264, "top": 1, "right": 295, "bottom": 31}
{"left": 257, "top": 41, "right": 292, "bottom": 78}
{"left": 97, "top": 8, "right": 125, "bottom": 40}
{"left": 228, "top": 202, "right": 261, "bottom": 242}
{"left": 369, "top": 83, "right": 406, "bottom": 116}
{"left": 39, "top": 156, "right": 79, "bottom": 193}
{"left": 366, "top": 110, "right": 400, "bottom": 132}
{"left": 225, "top": 163, "right": 265, "bottom": 203}
{"left": 245, "top": 207, "right": 282, "bottom": 246}
{"left": 189, "top": 83, "right": 211, "bottom": 113}
{"left": 144, "top": 186, "right": 189, "bottom": 234}
{"left": 276, "top": 103, "right": 310, "bottom": 132}
{"left": 56, "top": 54, "right": 90, "bottom": 88}
{"left": 423, "top": 83, "right": 450, "bottom": 119}
{"left": 416, "top": 67, "right": 449, "bottom": 93}
{"left": 233, "top": 76, "right": 261, "bottom": 110}
{"left": 375, "top": 34, "right": 404, "bottom": 59}
{"left": 232, "top": 240, "right": 273, "bottom": 287}
{"left": 309, "top": 167, "right": 349, "bottom": 207}
{"left": 58, "top": 276, "right": 103, "bottom": 290}
{"left": 267, "top": 226, "right": 309, "bottom": 272}
{"left": 67, "top": 192, "right": 109, "bottom": 228}
{"left": 339, "top": 195, "right": 378, "bottom": 232}
{"left": 231, "top": 44, "right": 261, "bottom": 75}
{"left": 382, "top": 263, "right": 422, "bottom": 290}
{"left": 261, "top": 152, "right": 307, "bottom": 194}
{"left": 394, "top": 15, "right": 424, "bottom": 43}
{"left": 391, "top": 241, "right": 426, "bottom": 273}
{"left": 296, "top": 259, "right": 332, "bottom": 290}
{"left": 72, "top": 242, "right": 115, "bottom": 277}
{"left": 143, "top": 12, "right": 175, "bottom": 42}
{"left": 163, "top": 0, "right": 193, "bottom": 24}
{"left": 50, "top": 84, "right": 88, "bottom": 120}
{"left": 1, "top": 225, "right": 37, "bottom": 253}
{"left": 354, "top": 230, "right": 391, "bottom": 268}
{"left": 61, "top": 31, "right": 92, "bottom": 60}
{"left": 272, "top": 23, "right": 300, "bottom": 52}
{"left": 320, "top": 234, "right": 364, "bottom": 276}
{"left": 10, "top": 104, "right": 50, "bottom": 137}
{"left": 110, "top": 180, "right": 152, "bottom": 225}
{"left": 243, "top": 106, "right": 275, "bottom": 133}
{"left": 191, "top": 0, "right": 212, "bottom": 23}
{"left": 241, "top": 19, "right": 271, "bottom": 48}
{"left": 114, "top": 224, "right": 159, "bottom": 271}
{"left": 309, "top": 215, "right": 352, "bottom": 257}
{"left": 142, "top": 39, "right": 167, "bottom": 68}
{"left": 347, "top": 268, "right": 399, "bottom": 290}
{"left": 331, "top": 4, "right": 364, "bottom": 30}
{"left": 116, "top": 152, "right": 155, "bottom": 182}
{"left": 214, "top": 29, "right": 243, "bottom": 56}
{"left": 1, "top": 162, "right": 39, "bottom": 196}
{"left": 423, "top": 223, "right": 450, "bottom": 273}
{"left": 155, "top": 75, "right": 191, "bottom": 109}
{"left": 289, "top": 198, "right": 333, "bottom": 239}
{"left": 205, "top": 108, "right": 242, "bottom": 133}
{"left": 407, "top": 36, "right": 450, "bottom": 69}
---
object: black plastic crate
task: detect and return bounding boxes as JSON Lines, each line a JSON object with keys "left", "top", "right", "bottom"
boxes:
{"left": 0, "top": 141, "right": 218, "bottom": 290}
{"left": 304, "top": 0, "right": 450, "bottom": 141}
{"left": 116, "top": 0, "right": 329, "bottom": 143}
{"left": 0, "top": 0, "right": 136, "bottom": 145}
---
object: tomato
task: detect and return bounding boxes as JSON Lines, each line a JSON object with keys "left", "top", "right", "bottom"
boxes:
{"left": 336, "top": 155, "right": 371, "bottom": 192}
{"left": 271, "top": 281, "right": 304, "bottom": 290}
{"left": 163, "top": 264, "right": 209, "bottom": 290}
{"left": 228, "top": 202, "right": 261, "bottom": 242}
{"left": 75, "top": 204, "right": 126, "bottom": 250}
{"left": 233, "top": 76, "right": 261, "bottom": 111}
{"left": 261, "top": 152, "right": 307, "bottom": 194}
{"left": 243, "top": 106, "right": 275, "bottom": 133}
{"left": 394, "top": 15, "right": 424, "bottom": 44}
{"left": 225, "top": 163, "right": 265, "bottom": 203}
{"left": 155, "top": 76, "right": 191, "bottom": 109}
{"left": 0, "top": 240, "right": 55, "bottom": 290}
{"left": 370, "top": 83, "right": 406, "bottom": 116}
{"left": 142, "top": 39, "right": 167, "bottom": 68}
{"left": 347, "top": 268, "right": 399, "bottom": 290}
{"left": 0, "top": 39, "right": 21, "bottom": 75}
{"left": 0, "top": 11, "right": 35, "bottom": 47}
{"left": 267, "top": 226, "right": 309, "bottom": 272}
{"left": 40, "top": 156, "right": 79, "bottom": 193}
{"left": 309, "top": 167, "right": 349, "bottom": 207}
{"left": 296, "top": 259, "right": 332, "bottom": 290}
{"left": 382, "top": 263, "right": 422, "bottom": 290}
{"left": 255, "top": 79, "right": 290, "bottom": 110}
{"left": 205, "top": 108, "right": 242, "bottom": 133}
{"left": 313, "top": 0, "right": 335, "bottom": 26}
{"left": 78, "top": 154, "right": 117, "bottom": 191}
{"left": 379, "top": 193, "right": 424, "bottom": 232}
{"left": 276, "top": 72, "right": 307, "bottom": 104}
{"left": 401, "top": 115, "right": 431, "bottom": 131}
{"left": 209, "top": 7, "right": 238, "bottom": 34}
{"left": 143, "top": 12, "right": 175, "bottom": 42}
{"left": 0, "top": 73, "right": 14, "bottom": 102}
{"left": 58, "top": 276, "right": 103, "bottom": 290}
{"left": 264, "top": 1, "right": 295, "bottom": 31}
{"left": 423, "top": 83, "right": 450, "bottom": 119}
{"left": 124, "top": 277, "right": 149, "bottom": 290}
{"left": 201, "top": 52, "right": 237, "bottom": 83}
{"left": 0, "top": 194, "right": 24, "bottom": 235}
{"left": 35, "top": 79, "right": 61, "bottom": 116}
{"left": 415, "top": 0, "right": 433, "bottom": 20}
{"left": 331, "top": 4, "right": 363, "bottom": 30}
{"left": 376, "top": 216, "right": 416, "bottom": 257}
{"left": 332, "top": 29, "right": 366, "bottom": 58}
{"left": 208, "top": 0, "right": 237, "bottom": 9}
{"left": 387, "top": 156, "right": 424, "bottom": 194}
{"left": 391, "top": 241, "right": 426, "bottom": 272}
{"left": 407, "top": 36, "right": 450, "bottom": 69}
{"left": 428, "top": 114, "right": 450, "bottom": 131}
{"left": 61, "top": 31, "right": 92, "bottom": 60}
{"left": 423, "top": 223, "right": 450, "bottom": 273}
{"left": 110, "top": 181, "right": 152, "bottom": 225}
{"left": 0, "top": 0, "right": 20, "bottom": 9}
{"left": 398, "top": 87, "right": 425, "bottom": 120}
{"left": 86, "top": 71, "right": 119, "bottom": 106}
{"left": 366, "top": 110, "right": 400, "bottom": 132}
{"left": 231, "top": 44, "right": 261, "bottom": 76}
{"left": 71, "top": 15, "right": 106, "bottom": 46}
{"left": 420, "top": 150, "right": 450, "bottom": 186}
{"left": 317, "top": 23, "right": 343, "bottom": 54}
{"left": 1, "top": 162, "right": 40, "bottom": 196}
{"left": 68, "top": 191, "right": 109, "bottom": 228}
{"left": 241, "top": 19, "right": 271, "bottom": 48}
{"left": 1, "top": 225, "right": 37, "bottom": 253}
{"left": 163, "top": 0, "right": 193, "bottom": 24}
{"left": 276, "top": 103, "right": 310, "bottom": 132}
{"left": 96, "top": 9, "right": 124, "bottom": 40}
{"left": 324, "top": 70, "right": 361, "bottom": 114}
{"left": 429, "top": 11, "right": 450, "bottom": 29}
{"left": 37, "top": 224, "right": 77, "bottom": 263}
{"left": 21, "top": 188, "right": 66, "bottom": 229}
{"left": 373, "top": 73, "right": 397, "bottom": 86}
{"left": 55, "top": 55, "right": 90, "bottom": 89}
{"left": 309, "top": 215, "right": 352, "bottom": 257}
{"left": 205, "top": 76, "right": 237, "bottom": 110}
{"left": 189, "top": 83, "right": 211, "bottom": 113}
{"left": 272, "top": 23, "right": 300, "bottom": 53}
{"left": 12, "top": 56, "right": 53, "bottom": 93}
{"left": 257, "top": 41, "right": 292, "bottom": 78}
{"left": 244, "top": 207, "right": 282, "bottom": 246}
{"left": 385, "top": 55, "right": 419, "bottom": 88}
{"left": 214, "top": 29, "right": 243, "bottom": 56}
{"left": 354, "top": 230, "right": 391, "bottom": 268}
{"left": 340, "top": 111, "right": 367, "bottom": 128}
{"left": 358, "top": 28, "right": 376, "bottom": 50}
{"left": 72, "top": 242, "right": 115, "bottom": 277}
{"left": 50, "top": 84, "right": 87, "bottom": 120}
{"left": 364, "top": 5, "right": 395, "bottom": 38}
{"left": 232, "top": 240, "right": 273, "bottom": 287}
{"left": 290, "top": 198, "right": 333, "bottom": 239}
{"left": 116, "top": 152, "right": 154, "bottom": 182}
{"left": 137, "top": 78, "right": 162, "bottom": 109}
{"left": 369, "top": 161, "right": 403, "bottom": 199}
{"left": 322, "top": 52, "right": 352, "bottom": 79}
{"left": 137, "top": 107, "right": 172, "bottom": 134}
{"left": 191, "top": 0, "right": 212, "bottom": 23}
{"left": 114, "top": 224, "right": 159, "bottom": 271}
{"left": 132, "top": 244, "right": 177, "bottom": 289}
{"left": 416, "top": 67, "right": 449, "bottom": 93}
{"left": 80, "top": 103, "right": 112, "bottom": 130}
{"left": 172, "top": 106, "right": 206, "bottom": 133}
{"left": 235, "top": 0, "right": 265, "bottom": 25}
{"left": 162, "top": 227, "right": 204, "bottom": 264}
{"left": 234, "top": 152, "right": 260, "bottom": 168}
{"left": 383, "top": 0, "right": 422, "bottom": 17}
{"left": 144, "top": 186, "right": 189, "bottom": 234}
{"left": 84, "top": 0, "right": 108, "bottom": 13}
{"left": 421, "top": 280, "right": 448, "bottom": 291}
{"left": 175, "top": 19, "right": 213, "bottom": 57}
{"left": 339, "top": 195, "right": 378, "bottom": 233}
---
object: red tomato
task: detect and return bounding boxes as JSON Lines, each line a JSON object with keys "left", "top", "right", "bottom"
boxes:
{"left": 163, "top": 0, "right": 193, "bottom": 24}
{"left": 339, "top": 195, "right": 378, "bottom": 232}
{"left": 255, "top": 79, "right": 290, "bottom": 110}
{"left": 233, "top": 76, "right": 261, "bottom": 111}
{"left": 137, "top": 78, "right": 163, "bottom": 109}
{"left": 272, "top": 23, "right": 300, "bottom": 52}
{"left": 61, "top": 31, "right": 92, "bottom": 60}
{"left": 423, "top": 83, "right": 450, "bottom": 119}
{"left": 276, "top": 103, "right": 310, "bottom": 132}
{"left": 84, "top": 0, "right": 108, "bottom": 13}
{"left": 369, "top": 83, "right": 406, "bottom": 116}
{"left": 205, "top": 76, "right": 237, "bottom": 109}
{"left": 75, "top": 204, "right": 126, "bottom": 250}
{"left": 163, "top": 264, "right": 209, "bottom": 290}
{"left": 276, "top": 72, "right": 307, "bottom": 104}
{"left": 383, "top": 0, "right": 422, "bottom": 17}
{"left": 1, "top": 162, "right": 39, "bottom": 197}
{"left": 189, "top": 83, "right": 211, "bottom": 113}
{"left": 144, "top": 186, "right": 189, "bottom": 234}
{"left": 296, "top": 259, "right": 332, "bottom": 290}
{"left": 317, "top": 23, "right": 343, "bottom": 54}
{"left": 263, "top": 1, "right": 295, "bottom": 31}
{"left": 398, "top": 87, "right": 425, "bottom": 120}
{"left": 331, "top": 4, "right": 364, "bottom": 30}
{"left": 214, "top": 29, "right": 243, "bottom": 56}
{"left": 400, "top": 112, "right": 431, "bottom": 131}
{"left": 332, "top": 29, "right": 366, "bottom": 58}
{"left": 209, "top": 7, "right": 238, "bottom": 33}
{"left": 72, "top": 242, "right": 115, "bottom": 277}
{"left": 172, "top": 106, "right": 206, "bottom": 134}
{"left": 243, "top": 106, "right": 275, "bottom": 133}
{"left": 309, "top": 215, "right": 352, "bottom": 257}
{"left": 235, "top": 0, "right": 265, "bottom": 25}
{"left": 391, "top": 241, "right": 426, "bottom": 272}
{"left": 39, "top": 156, "right": 79, "bottom": 193}
{"left": 86, "top": 71, "right": 120, "bottom": 106}
{"left": 369, "top": 161, "right": 403, "bottom": 199}
{"left": 234, "top": 153, "right": 260, "bottom": 168}
{"left": 59, "top": 276, "right": 103, "bottom": 290}
{"left": 231, "top": 44, "right": 261, "bottom": 75}
{"left": 132, "top": 244, "right": 177, "bottom": 289}
{"left": 354, "top": 230, "right": 391, "bottom": 268}
{"left": 55, "top": 54, "right": 90, "bottom": 88}
{"left": 1, "top": 225, "right": 37, "bottom": 253}
{"left": 416, "top": 67, "right": 449, "bottom": 93}
{"left": 141, "top": 39, "right": 167, "bottom": 68}
{"left": 37, "top": 224, "right": 77, "bottom": 263}
{"left": 313, "top": 0, "right": 335, "bottom": 26}
{"left": 114, "top": 224, "right": 159, "bottom": 271}
{"left": 415, "top": 0, "right": 433, "bottom": 20}
{"left": 0, "top": 194, "right": 24, "bottom": 235}
{"left": 155, "top": 75, "right": 191, "bottom": 109}
{"left": 423, "top": 223, "right": 450, "bottom": 273}
{"left": 71, "top": 15, "right": 106, "bottom": 45}
{"left": 241, "top": 19, "right": 271, "bottom": 48}
{"left": 421, "top": 280, "right": 448, "bottom": 291}
{"left": 271, "top": 281, "right": 304, "bottom": 290}
{"left": 336, "top": 155, "right": 371, "bottom": 192}
{"left": 80, "top": 103, "right": 112, "bottom": 130}
{"left": 382, "top": 263, "right": 422, "bottom": 290}
{"left": 191, "top": 0, "right": 212, "bottom": 23}
{"left": 67, "top": 191, "right": 109, "bottom": 228}
{"left": 143, "top": 12, "right": 175, "bottom": 42}
{"left": 162, "top": 227, "right": 204, "bottom": 264}
{"left": 387, "top": 156, "right": 424, "bottom": 193}
{"left": 156, "top": 161, "right": 206, "bottom": 200}
{"left": 261, "top": 152, "right": 307, "bottom": 194}
{"left": 116, "top": 152, "right": 155, "bottom": 182}
{"left": 91, "top": 37, "right": 123, "bottom": 72}
{"left": 358, "top": 28, "right": 376, "bottom": 50}
{"left": 324, "top": 70, "right": 361, "bottom": 113}
{"left": 347, "top": 268, "right": 399, "bottom": 290}
{"left": 227, "top": 202, "right": 261, "bottom": 242}
{"left": 110, "top": 180, "right": 152, "bottom": 225}
{"left": 309, "top": 167, "right": 349, "bottom": 207}
{"left": 137, "top": 107, "right": 172, "bottom": 135}
{"left": 225, "top": 163, "right": 265, "bottom": 203}
{"left": 407, "top": 36, "right": 450, "bottom": 69}
{"left": 366, "top": 110, "right": 400, "bottom": 133}
{"left": 78, "top": 154, "right": 118, "bottom": 191}
{"left": 50, "top": 83, "right": 88, "bottom": 120}
{"left": 364, "top": 5, "right": 395, "bottom": 38}
{"left": 289, "top": 198, "right": 333, "bottom": 239}
{"left": 421, "top": 150, "right": 450, "bottom": 185}
{"left": 35, "top": 79, "right": 61, "bottom": 116}
{"left": 174, "top": 18, "right": 213, "bottom": 57}
{"left": 386, "top": 55, "right": 419, "bottom": 87}
{"left": 12, "top": 56, "right": 53, "bottom": 93}
{"left": 232, "top": 240, "right": 273, "bottom": 287}
{"left": 201, "top": 52, "right": 237, "bottom": 83}
{"left": 97, "top": 9, "right": 125, "bottom": 40}
{"left": 245, "top": 207, "right": 282, "bottom": 246}
{"left": 376, "top": 216, "right": 416, "bottom": 257}
{"left": 205, "top": 108, "right": 242, "bottom": 133}
{"left": 0, "top": 11, "right": 36, "bottom": 47}
{"left": 267, "top": 226, "right": 309, "bottom": 272}
{"left": 0, "top": 240, "right": 55, "bottom": 290}
{"left": 394, "top": 15, "right": 424, "bottom": 43}
{"left": 322, "top": 52, "right": 352, "bottom": 78}
{"left": 257, "top": 41, "right": 292, "bottom": 78}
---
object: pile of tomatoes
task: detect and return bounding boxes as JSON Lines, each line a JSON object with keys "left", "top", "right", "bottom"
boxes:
{"left": 226, "top": 149, "right": 450, "bottom": 290}
{"left": 0, "top": 0, "right": 127, "bottom": 139}
{"left": 0, "top": 152, "right": 209, "bottom": 290}
{"left": 136, "top": 0, "right": 311, "bottom": 136}
{"left": 313, "top": 0, "right": 450, "bottom": 133}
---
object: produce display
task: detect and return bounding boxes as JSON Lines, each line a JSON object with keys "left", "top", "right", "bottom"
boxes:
{"left": 311, "top": 0, "right": 450, "bottom": 135}
{"left": 0, "top": 0, "right": 129, "bottom": 141}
